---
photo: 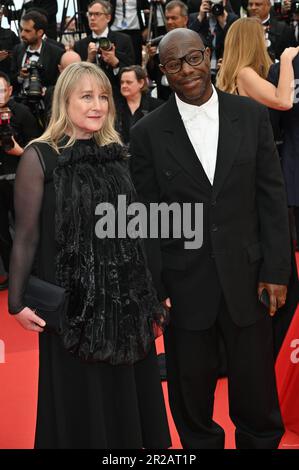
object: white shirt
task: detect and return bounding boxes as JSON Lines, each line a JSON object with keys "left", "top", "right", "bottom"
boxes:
{"left": 175, "top": 86, "right": 219, "bottom": 185}
{"left": 111, "top": 0, "right": 139, "bottom": 31}
{"left": 92, "top": 27, "right": 109, "bottom": 39}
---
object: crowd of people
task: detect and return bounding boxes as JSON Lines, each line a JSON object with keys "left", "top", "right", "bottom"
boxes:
{"left": 0, "top": 0, "right": 298, "bottom": 450}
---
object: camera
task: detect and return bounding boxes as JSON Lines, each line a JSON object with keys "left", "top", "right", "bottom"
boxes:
{"left": 291, "top": 1, "right": 299, "bottom": 14}
{"left": 21, "top": 60, "right": 43, "bottom": 101}
{"left": 0, "top": 106, "right": 14, "bottom": 152}
{"left": 97, "top": 37, "right": 113, "bottom": 52}
{"left": 210, "top": 0, "right": 224, "bottom": 16}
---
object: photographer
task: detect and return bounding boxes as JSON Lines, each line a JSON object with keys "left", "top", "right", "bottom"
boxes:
{"left": 0, "top": 71, "right": 40, "bottom": 290}
{"left": 146, "top": 0, "right": 189, "bottom": 100}
{"left": 189, "top": 0, "right": 238, "bottom": 80}
{"left": 10, "top": 10, "right": 64, "bottom": 96}
{"left": 247, "top": 0, "right": 296, "bottom": 59}
{"left": 290, "top": 0, "right": 299, "bottom": 43}
{"left": 74, "top": 0, "right": 134, "bottom": 105}
{"left": 0, "top": 5, "right": 20, "bottom": 76}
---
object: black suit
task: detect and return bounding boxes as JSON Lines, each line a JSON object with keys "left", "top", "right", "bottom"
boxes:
{"left": 130, "top": 90, "right": 290, "bottom": 448}
{"left": 74, "top": 31, "right": 134, "bottom": 103}
{"left": 10, "top": 40, "right": 64, "bottom": 93}
{"left": 267, "top": 16, "right": 296, "bottom": 60}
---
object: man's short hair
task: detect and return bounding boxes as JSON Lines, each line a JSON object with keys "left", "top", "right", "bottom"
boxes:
{"left": 88, "top": 0, "right": 112, "bottom": 15}
{"left": 0, "top": 71, "right": 11, "bottom": 85}
{"left": 166, "top": 0, "right": 188, "bottom": 16}
{"left": 22, "top": 10, "right": 48, "bottom": 32}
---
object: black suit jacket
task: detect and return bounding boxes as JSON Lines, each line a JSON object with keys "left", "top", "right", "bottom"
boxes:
{"left": 10, "top": 40, "right": 64, "bottom": 92}
{"left": 130, "top": 90, "right": 291, "bottom": 330}
{"left": 268, "top": 16, "right": 297, "bottom": 60}
{"left": 268, "top": 56, "right": 299, "bottom": 207}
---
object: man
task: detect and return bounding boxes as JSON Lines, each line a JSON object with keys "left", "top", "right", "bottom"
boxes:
{"left": 0, "top": 7, "right": 20, "bottom": 76}
{"left": 74, "top": 0, "right": 134, "bottom": 103}
{"left": 10, "top": 11, "right": 64, "bottom": 95}
{"left": 44, "top": 50, "right": 82, "bottom": 119}
{"left": 147, "top": 0, "right": 189, "bottom": 100}
{"left": 248, "top": 0, "right": 296, "bottom": 59}
{"left": 189, "top": 0, "right": 238, "bottom": 80}
{"left": 130, "top": 28, "right": 290, "bottom": 449}
{"left": 0, "top": 71, "right": 40, "bottom": 290}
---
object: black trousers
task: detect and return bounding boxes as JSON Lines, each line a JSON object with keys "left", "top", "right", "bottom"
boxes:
{"left": 0, "top": 179, "right": 14, "bottom": 273}
{"left": 164, "top": 299, "right": 284, "bottom": 449}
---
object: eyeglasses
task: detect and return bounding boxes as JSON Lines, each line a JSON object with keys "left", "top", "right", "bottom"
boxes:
{"left": 160, "top": 49, "right": 206, "bottom": 74}
{"left": 86, "top": 11, "right": 107, "bottom": 18}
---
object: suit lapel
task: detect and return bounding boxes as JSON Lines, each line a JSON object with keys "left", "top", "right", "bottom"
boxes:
{"left": 212, "top": 90, "right": 242, "bottom": 198}
{"left": 163, "top": 95, "right": 212, "bottom": 192}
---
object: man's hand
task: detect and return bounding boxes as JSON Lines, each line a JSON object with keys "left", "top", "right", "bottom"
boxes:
{"left": 0, "top": 50, "right": 9, "bottom": 62}
{"left": 100, "top": 44, "right": 119, "bottom": 68}
{"left": 19, "top": 66, "right": 30, "bottom": 80}
{"left": 258, "top": 282, "right": 287, "bottom": 316}
{"left": 217, "top": 10, "right": 228, "bottom": 29}
{"left": 5, "top": 136, "right": 23, "bottom": 157}
{"left": 198, "top": 0, "right": 211, "bottom": 22}
{"left": 87, "top": 41, "right": 97, "bottom": 62}
{"left": 162, "top": 297, "right": 172, "bottom": 310}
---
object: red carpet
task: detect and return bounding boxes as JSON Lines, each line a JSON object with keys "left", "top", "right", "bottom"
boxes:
{"left": 1, "top": 290, "right": 299, "bottom": 449}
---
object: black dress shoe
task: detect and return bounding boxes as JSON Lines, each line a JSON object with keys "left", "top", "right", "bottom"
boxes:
{"left": 0, "top": 277, "right": 8, "bottom": 291}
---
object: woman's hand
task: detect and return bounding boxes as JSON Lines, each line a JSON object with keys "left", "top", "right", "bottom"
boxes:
{"left": 281, "top": 46, "right": 299, "bottom": 62}
{"left": 14, "top": 307, "right": 46, "bottom": 332}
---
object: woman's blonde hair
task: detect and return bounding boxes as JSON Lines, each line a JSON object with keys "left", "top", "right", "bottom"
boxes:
{"left": 216, "top": 17, "right": 273, "bottom": 94}
{"left": 31, "top": 61, "right": 121, "bottom": 151}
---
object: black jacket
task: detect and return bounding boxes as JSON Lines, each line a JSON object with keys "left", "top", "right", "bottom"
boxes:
{"left": 0, "top": 98, "right": 41, "bottom": 177}
{"left": 10, "top": 40, "right": 64, "bottom": 93}
{"left": 189, "top": 12, "right": 238, "bottom": 61}
{"left": 130, "top": 90, "right": 291, "bottom": 330}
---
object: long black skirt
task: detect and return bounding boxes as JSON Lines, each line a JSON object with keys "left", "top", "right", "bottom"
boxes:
{"left": 34, "top": 332, "right": 171, "bottom": 449}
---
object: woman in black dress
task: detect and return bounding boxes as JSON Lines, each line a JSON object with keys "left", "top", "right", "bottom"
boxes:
{"left": 117, "top": 65, "right": 164, "bottom": 144}
{"left": 8, "top": 62, "right": 171, "bottom": 449}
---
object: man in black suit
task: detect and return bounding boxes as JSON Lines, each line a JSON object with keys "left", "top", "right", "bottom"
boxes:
{"left": 10, "top": 10, "right": 64, "bottom": 95}
{"left": 130, "top": 28, "right": 290, "bottom": 449}
{"left": 248, "top": 0, "right": 296, "bottom": 59}
{"left": 74, "top": 0, "right": 134, "bottom": 104}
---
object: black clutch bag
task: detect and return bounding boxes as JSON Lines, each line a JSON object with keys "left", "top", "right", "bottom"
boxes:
{"left": 23, "top": 276, "right": 69, "bottom": 333}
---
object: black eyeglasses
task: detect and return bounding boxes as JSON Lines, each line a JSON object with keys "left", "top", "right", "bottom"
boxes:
{"left": 160, "top": 48, "right": 206, "bottom": 74}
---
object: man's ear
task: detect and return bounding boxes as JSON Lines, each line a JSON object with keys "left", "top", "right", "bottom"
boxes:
{"left": 159, "top": 64, "right": 165, "bottom": 75}
{"left": 205, "top": 47, "right": 211, "bottom": 59}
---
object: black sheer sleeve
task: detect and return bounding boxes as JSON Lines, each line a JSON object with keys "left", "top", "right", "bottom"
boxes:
{"left": 8, "top": 146, "right": 45, "bottom": 314}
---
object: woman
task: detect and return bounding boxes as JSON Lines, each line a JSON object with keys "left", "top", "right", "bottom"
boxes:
{"left": 217, "top": 17, "right": 299, "bottom": 109}
{"left": 8, "top": 62, "right": 171, "bottom": 449}
{"left": 117, "top": 65, "right": 164, "bottom": 144}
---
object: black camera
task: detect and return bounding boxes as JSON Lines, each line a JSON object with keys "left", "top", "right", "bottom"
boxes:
{"left": 291, "top": 1, "right": 299, "bottom": 14}
{"left": 21, "top": 60, "right": 43, "bottom": 100}
{"left": 210, "top": 0, "right": 224, "bottom": 16}
{"left": 97, "top": 37, "right": 113, "bottom": 52}
{"left": 0, "top": 107, "right": 14, "bottom": 152}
